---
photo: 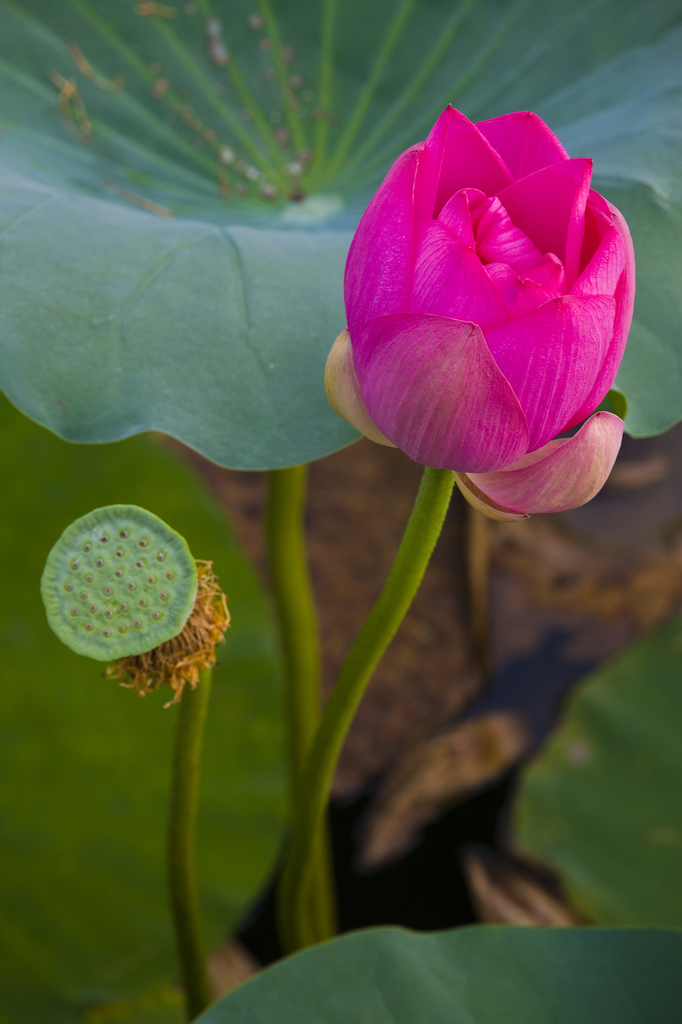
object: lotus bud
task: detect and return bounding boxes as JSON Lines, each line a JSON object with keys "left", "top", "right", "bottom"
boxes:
{"left": 328, "top": 106, "right": 635, "bottom": 518}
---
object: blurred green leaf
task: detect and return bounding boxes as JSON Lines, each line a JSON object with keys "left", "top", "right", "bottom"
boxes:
{"left": 515, "top": 615, "right": 682, "bottom": 926}
{"left": 84, "top": 985, "right": 183, "bottom": 1024}
{"left": 1, "top": 1, "right": 682, "bottom": 467}
{"left": 0, "top": 391, "right": 285, "bottom": 1022}
{"left": 198, "top": 924, "right": 682, "bottom": 1023}
{"left": 537, "top": 25, "right": 682, "bottom": 437}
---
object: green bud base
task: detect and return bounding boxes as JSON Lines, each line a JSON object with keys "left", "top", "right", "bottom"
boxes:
{"left": 41, "top": 505, "right": 198, "bottom": 661}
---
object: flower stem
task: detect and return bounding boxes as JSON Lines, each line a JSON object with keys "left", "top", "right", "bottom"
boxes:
{"left": 267, "top": 466, "right": 337, "bottom": 950}
{"left": 278, "top": 465, "right": 455, "bottom": 951}
{"left": 168, "top": 669, "right": 213, "bottom": 1021}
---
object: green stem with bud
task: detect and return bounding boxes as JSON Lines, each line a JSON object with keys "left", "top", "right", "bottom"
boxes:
{"left": 168, "top": 669, "right": 213, "bottom": 1021}
{"left": 267, "top": 466, "right": 337, "bottom": 950}
{"left": 278, "top": 466, "right": 455, "bottom": 951}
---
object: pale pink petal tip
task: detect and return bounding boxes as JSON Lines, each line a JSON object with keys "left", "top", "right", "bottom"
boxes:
{"left": 468, "top": 411, "right": 624, "bottom": 515}
{"left": 325, "top": 330, "right": 396, "bottom": 448}
{"left": 454, "top": 472, "right": 529, "bottom": 522}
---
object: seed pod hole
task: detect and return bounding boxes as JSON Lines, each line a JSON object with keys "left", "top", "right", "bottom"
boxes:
{"left": 115, "top": 569, "right": 123, "bottom": 578}
{"left": 103, "top": 586, "right": 113, "bottom": 596}
{"left": 83, "top": 543, "right": 92, "bottom": 553}
{"left": 96, "top": 558, "right": 104, "bottom": 567}
{"left": 85, "top": 623, "right": 93, "bottom": 631}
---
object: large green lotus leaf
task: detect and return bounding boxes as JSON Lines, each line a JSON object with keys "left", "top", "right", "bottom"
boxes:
{"left": 535, "top": 25, "right": 682, "bottom": 436}
{"left": 514, "top": 614, "right": 682, "bottom": 927}
{"left": 198, "top": 925, "right": 682, "bottom": 1023}
{"left": 1, "top": 1, "right": 682, "bottom": 467}
{"left": 0, "top": 390, "right": 285, "bottom": 1023}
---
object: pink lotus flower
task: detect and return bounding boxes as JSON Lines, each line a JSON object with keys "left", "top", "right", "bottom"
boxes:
{"left": 326, "top": 107, "right": 635, "bottom": 519}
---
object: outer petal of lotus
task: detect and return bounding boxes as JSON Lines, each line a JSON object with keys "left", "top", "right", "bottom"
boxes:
{"left": 325, "top": 330, "right": 396, "bottom": 447}
{"left": 464, "top": 411, "right": 624, "bottom": 516}
{"left": 586, "top": 197, "right": 636, "bottom": 389}
{"left": 562, "top": 195, "right": 635, "bottom": 429}
{"left": 344, "top": 144, "right": 421, "bottom": 343}
{"left": 454, "top": 472, "right": 529, "bottom": 522}
{"left": 353, "top": 312, "right": 530, "bottom": 473}
{"left": 476, "top": 110, "right": 570, "bottom": 180}
{"left": 485, "top": 293, "right": 616, "bottom": 452}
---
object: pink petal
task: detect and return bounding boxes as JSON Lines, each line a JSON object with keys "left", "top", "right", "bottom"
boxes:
{"left": 344, "top": 144, "right": 421, "bottom": 342}
{"left": 485, "top": 295, "right": 616, "bottom": 450}
{"left": 510, "top": 254, "right": 566, "bottom": 317}
{"left": 468, "top": 411, "right": 624, "bottom": 513}
{"left": 485, "top": 252, "right": 569, "bottom": 320}
{"left": 595, "top": 200, "right": 635, "bottom": 378}
{"left": 495, "top": 158, "right": 592, "bottom": 284}
{"left": 476, "top": 111, "right": 570, "bottom": 180}
{"left": 474, "top": 196, "right": 544, "bottom": 273}
{"left": 564, "top": 198, "right": 635, "bottom": 427}
{"left": 524, "top": 253, "right": 566, "bottom": 290}
{"left": 571, "top": 211, "right": 625, "bottom": 298}
{"left": 578, "top": 191, "right": 612, "bottom": 273}
{"left": 585, "top": 188, "right": 611, "bottom": 217}
{"left": 417, "top": 107, "right": 514, "bottom": 220}
{"left": 410, "top": 220, "right": 509, "bottom": 329}
{"left": 485, "top": 262, "right": 521, "bottom": 307}
{"left": 601, "top": 200, "right": 635, "bottom": 327}
{"left": 353, "top": 312, "right": 529, "bottom": 473}
{"left": 454, "top": 472, "right": 529, "bottom": 522}
{"left": 436, "top": 189, "right": 476, "bottom": 246}
{"left": 325, "top": 329, "right": 396, "bottom": 446}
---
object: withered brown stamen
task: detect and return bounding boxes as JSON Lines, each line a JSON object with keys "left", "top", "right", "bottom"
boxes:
{"left": 106, "top": 560, "right": 230, "bottom": 706}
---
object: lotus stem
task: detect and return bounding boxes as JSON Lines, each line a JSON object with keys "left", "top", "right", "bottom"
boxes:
{"left": 278, "top": 465, "right": 455, "bottom": 951}
{"left": 267, "top": 466, "right": 337, "bottom": 950}
{"left": 168, "top": 668, "right": 213, "bottom": 1021}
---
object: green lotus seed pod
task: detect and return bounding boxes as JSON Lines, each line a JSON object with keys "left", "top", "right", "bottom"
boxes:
{"left": 41, "top": 504, "right": 198, "bottom": 661}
